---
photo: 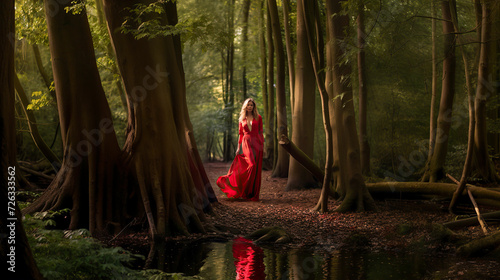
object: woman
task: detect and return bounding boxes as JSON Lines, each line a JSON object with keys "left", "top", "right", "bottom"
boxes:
{"left": 217, "top": 98, "right": 264, "bottom": 201}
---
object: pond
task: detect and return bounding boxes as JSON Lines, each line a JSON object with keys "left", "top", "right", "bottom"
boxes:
{"left": 158, "top": 237, "right": 452, "bottom": 279}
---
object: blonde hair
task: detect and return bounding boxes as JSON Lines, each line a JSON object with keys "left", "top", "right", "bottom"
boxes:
{"left": 238, "top": 98, "right": 259, "bottom": 123}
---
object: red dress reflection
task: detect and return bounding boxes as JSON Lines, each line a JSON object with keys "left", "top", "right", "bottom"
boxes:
{"left": 217, "top": 115, "right": 264, "bottom": 201}
{"left": 232, "top": 237, "right": 266, "bottom": 280}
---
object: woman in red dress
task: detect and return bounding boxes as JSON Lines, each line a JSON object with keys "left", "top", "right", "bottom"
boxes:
{"left": 217, "top": 98, "right": 264, "bottom": 201}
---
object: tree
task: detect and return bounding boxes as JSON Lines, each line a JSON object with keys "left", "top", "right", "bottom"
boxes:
{"left": 24, "top": 0, "right": 123, "bottom": 235}
{"left": 258, "top": 0, "right": 273, "bottom": 170}
{"left": 223, "top": 0, "right": 236, "bottom": 162}
{"left": 472, "top": 0, "right": 500, "bottom": 182}
{"left": 241, "top": 0, "right": 251, "bottom": 101}
{"left": 0, "top": 1, "right": 43, "bottom": 278}
{"left": 265, "top": 0, "right": 276, "bottom": 170}
{"left": 102, "top": 0, "right": 213, "bottom": 236}
{"left": 286, "top": 0, "right": 318, "bottom": 190}
{"left": 422, "top": 0, "right": 457, "bottom": 182}
{"left": 356, "top": 0, "right": 370, "bottom": 175}
{"left": 268, "top": 0, "right": 290, "bottom": 178}
{"left": 325, "top": 0, "right": 375, "bottom": 212}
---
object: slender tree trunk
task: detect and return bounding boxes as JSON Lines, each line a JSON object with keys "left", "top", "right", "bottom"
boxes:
{"left": 428, "top": 0, "right": 438, "bottom": 159}
{"left": 422, "top": 0, "right": 456, "bottom": 182}
{"left": 14, "top": 74, "right": 60, "bottom": 169}
{"left": 326, "top": 0, "right": 376, "bottom": 212}
{"left": 32, "top": 43, "right": 56, "bottom": 100}
{"left": 473, "top": 0, "right": 500, "bottom": 182}
{"left": 286, "top": 0, "right": 317, "bottom": 188}
{"left": 1, "top": 1, "right": 43, "bottom": 278}
{"left": 357, "top": 0, "right": 370, "bottom": 175}
{"left": 448, "top": 0, "right": 477, "bottom": 211}
{"left": 298, "top": 0, "right": 334, "bottom": 212}
{"left": 223, "top": 0, "right": 236, "bottom": 162}
{"left": 24, "top": 0, "right": 122, "bottom": 236}
{"left": 269, "top": 0, "right": 289, "bottom": 178}
{"left": 103, "top": 0, "right": 210, "bottom": 236}
{"left": 95, "top": 0, "right": 128, "bottom": 114}
{"left": 283, "top": 0, "right": 295, "bottom": 113}
{"left": 266, "top": 3, "right": 276, "bottom": 170}
{"left": 259, "top": 0, "right": 272, "bottom": 170}
{"left": 241, "top": 0, "right": 251, "bottom": 102}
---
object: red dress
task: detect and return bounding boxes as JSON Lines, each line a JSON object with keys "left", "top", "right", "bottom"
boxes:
{"left": 217, "top": 115, "right": 264, "bottom": 201}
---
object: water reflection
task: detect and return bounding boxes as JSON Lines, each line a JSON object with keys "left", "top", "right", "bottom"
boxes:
{"left": 232, "top": 237, "right": 266, "bottom": 279}
{"left": 162, "top": 238, "right": 446, "bottom": 279}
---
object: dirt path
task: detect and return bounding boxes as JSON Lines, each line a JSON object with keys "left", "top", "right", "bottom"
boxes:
{"left": 204, "top": 162, "right": 457, "bottom": 250}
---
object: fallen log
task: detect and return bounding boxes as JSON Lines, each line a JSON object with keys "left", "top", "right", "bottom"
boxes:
{"left": 366, "top": 182, "right": 500, "bottom": 209}
{"left": 447, "top": 174, "right": 488, "bottom": 234}
{"left": 443, "top": 211, "right": 500, "bottom": 230}
{"left": 278, "top": 135, "right": 325, "bottom": 181}
{"left": 276, "top": 138, "right": 500, "bottom": 209}
{"left": 457, "top": 231, "right": 500, "bottom": 257}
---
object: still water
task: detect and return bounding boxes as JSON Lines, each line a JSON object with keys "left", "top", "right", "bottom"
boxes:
{"left": 160, "top": 237, "right": 447, "bottom": 280}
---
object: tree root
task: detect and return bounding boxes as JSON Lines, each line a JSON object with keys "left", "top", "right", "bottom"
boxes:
{"left": 245, "top": 226, "right": 292, "bottom": 244}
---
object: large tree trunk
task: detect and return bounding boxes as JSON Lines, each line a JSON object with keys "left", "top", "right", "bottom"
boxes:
{"left": 422, "top": 1, "right": 456, "bottom": 182}
{"left": 269, "top": 0, "right": 289, "bottom": 178}
{"left": 356, "top": 0, "right": 370, "bottom": 175}
{"left": 473, "top": 0, "right": 500, "bottom": 182}
{"left": 0, "top": 1, "right": 43, "bottom": 278}
{"left": 103, "top": 0, "right": 211, "bottom": 236}
{"left": 286, "top": 0, "right": 317, "bottom": 189}
{"left": 24, "top": 0, "right": 122, "bottom": 235}
{"left": 326, "top": 0, "right": 375, "bottom": 212}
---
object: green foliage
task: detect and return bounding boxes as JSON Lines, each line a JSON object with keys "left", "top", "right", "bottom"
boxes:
{"left": 15, "top": 0, "right": 48, "bottom": 44}
{"left": 24, "top": 213, "right": 202, "bottom": 280}
{"left": 27, "top": 89, "right": 52, "bottom": 110}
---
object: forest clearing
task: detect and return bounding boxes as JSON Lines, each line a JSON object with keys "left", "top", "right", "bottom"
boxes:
{"left": 2, "top": 0, "right": 500, "bottom": 279}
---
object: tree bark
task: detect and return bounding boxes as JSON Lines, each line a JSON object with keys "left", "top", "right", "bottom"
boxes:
{"left": 24, "top": 0, "right": 122, "bottom": 236}
{"left": 286, "top": 0, "right": 317, "bottom": 189}
{"left": 1, "top": 1, "right": 43, "bottom": 277}
{"left": 103, "top": 0, "right": 211, "bottom": 236}
{"left": 356, "top": 0, "right": 370, "bottom": 175}
{"left": 422, "top": 1, "right": 456, "bottom": 182}
{"left": 326, "top": 0, "right": 376, "bottom": 212}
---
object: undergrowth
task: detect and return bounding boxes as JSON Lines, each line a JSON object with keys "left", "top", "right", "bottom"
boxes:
{"left": 23, "top": 209, "right": 201, "bottom": 280}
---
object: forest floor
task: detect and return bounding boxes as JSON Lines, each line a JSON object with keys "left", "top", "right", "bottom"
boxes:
{"left": 99, "top": 162, "right": 500, "bottom": 279}
{"left": 202, "top": 162, "right": 500, "bottom": 279}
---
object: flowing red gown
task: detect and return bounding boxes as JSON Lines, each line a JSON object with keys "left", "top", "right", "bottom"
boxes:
{"left": 217, "top": 115, "right": 264, "bottom": 201}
